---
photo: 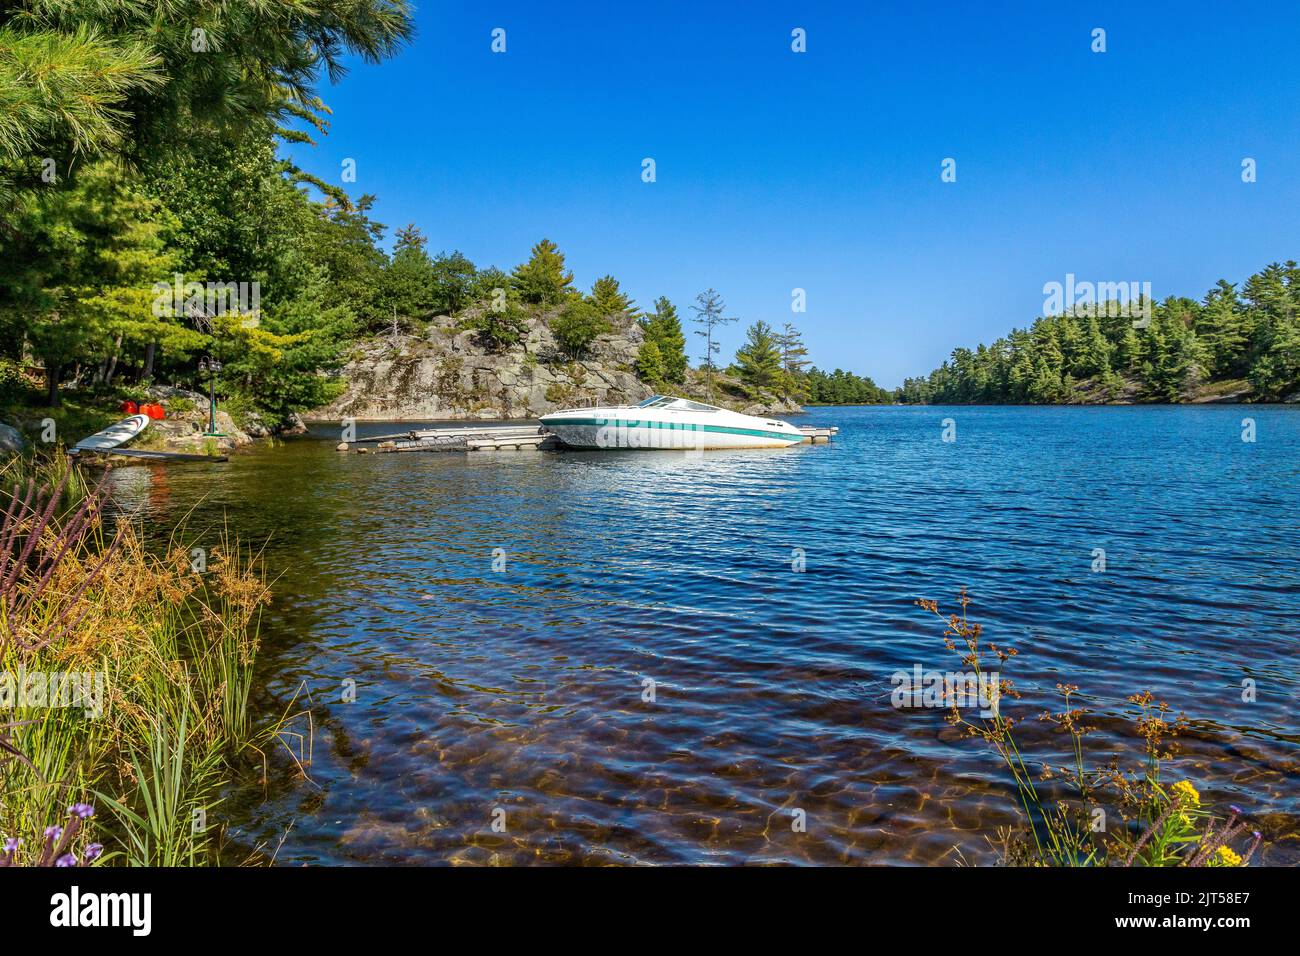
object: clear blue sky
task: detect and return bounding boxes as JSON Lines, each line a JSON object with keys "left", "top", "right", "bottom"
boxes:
{"left": 285, "top": 0, "right": 1300, "bottom": 388}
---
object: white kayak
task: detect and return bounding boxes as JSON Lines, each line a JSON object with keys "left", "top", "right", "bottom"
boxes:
{"left": 72, "top": 414, "right": 151, "bottom": 453}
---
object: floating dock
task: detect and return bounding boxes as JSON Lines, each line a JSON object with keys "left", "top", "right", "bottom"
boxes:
{"left": 340, "top": 423, "right": 836, "bottom": 453}
{"left": 799, "top": 426, "right": 837, "bottom": 444}
{"left": 344, "top": 425, "right": 552, "bottom": 453}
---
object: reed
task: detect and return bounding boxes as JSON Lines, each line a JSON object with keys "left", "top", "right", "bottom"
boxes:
{"left": 918, "top": 590, "right": 1263, "bottom": 867}
{"left": 0, "top": 458, "right": 296, "bottom": 867}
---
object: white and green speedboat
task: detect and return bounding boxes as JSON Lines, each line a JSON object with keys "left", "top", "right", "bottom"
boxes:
{"left": 540, "top": 395, "right": 804, "bottom": 450}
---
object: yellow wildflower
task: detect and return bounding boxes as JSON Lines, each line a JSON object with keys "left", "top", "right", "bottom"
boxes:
{"left": 1171, "top": 780, "right": 1201, "bottom": 807}
{"left": 1215, "top": 845, "right": 1243, "bottom": 867}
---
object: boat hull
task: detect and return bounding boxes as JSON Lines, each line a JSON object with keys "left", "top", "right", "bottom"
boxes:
{"left": 540, "top": 415, "right": 803, "bottom": 450}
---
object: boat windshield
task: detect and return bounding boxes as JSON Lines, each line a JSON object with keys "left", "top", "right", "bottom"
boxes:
{"left": 634, "top": 395, "right": 720, "bottom": 412}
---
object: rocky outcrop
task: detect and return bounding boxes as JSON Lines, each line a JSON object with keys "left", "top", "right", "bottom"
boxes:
{"left": 0, "top": 422, "right": 26, "bottom": 455}
{"left": 312, "top": 308, "right": 654, "bottom": 421}
{"left": 311, "top": 307, "right": 806, "bottom": 422}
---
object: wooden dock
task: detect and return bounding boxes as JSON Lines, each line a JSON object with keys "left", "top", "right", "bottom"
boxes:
{"left": 340, "top": 422, "right": 836, "bottom": 453}
{"left": 798, "top": 426, "right": 838, "bottom": 444}
{"left": 344, "top": 424, "right": 554, "bottom": 454}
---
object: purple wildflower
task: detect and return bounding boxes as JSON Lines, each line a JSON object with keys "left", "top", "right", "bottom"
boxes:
{"left": 69, "top": 803, "right": 95, "bottom": 819}
{"left": 3, "top": 838, "right": 19, "bottom": 853}
{"left": 54, "top": 853, "right": 77, "bottom": 867}
{"left": 84, "top": 843, "right": 104, "bottom": 862}
{"left": 43, "top": 825, "right": 63, "bottom": 841}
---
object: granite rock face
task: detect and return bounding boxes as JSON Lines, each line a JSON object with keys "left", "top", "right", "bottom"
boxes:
{"left": 312, "top": 308, "right": 655, "bottom": 421}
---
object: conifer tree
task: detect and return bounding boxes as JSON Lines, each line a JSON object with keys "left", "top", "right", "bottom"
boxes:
{"left": 895, "top": 263, "right": 1299, "bottom": 404}
{"left": 588, "top": 275, "right": 638, "bottom": 318}
{"left": 774, "top": 322, "right": 811, "bottom": 398}
{"left": 634, "top": 339, "right": 665, "bottom": 383}
{"left": 690, "top": 288, "right": 737, "bottom": 400}
{"left": 382, "top": 224, "right": 437, "bottom": 319}
{"left": 637, "top": 296, "right": 687, "bottom": 384}
{"left": 0, "top": 162, "right": 188, "bottom": 405}
{"left": 734, "top": 320, "right": 783, "bottom": 392}
{"left": 511, "top": 238, "right": 573, "bottom": 305}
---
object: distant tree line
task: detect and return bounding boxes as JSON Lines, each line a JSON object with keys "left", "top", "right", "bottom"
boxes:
{"left": 802, "top": 367, "right": 893, "bottom": 405}
{"left": 897, "top": 262, "right": 1300, "bottom": 404}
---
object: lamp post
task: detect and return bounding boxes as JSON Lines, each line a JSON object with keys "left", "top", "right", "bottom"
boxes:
{"left": 198, "top": 356, "right": 222, "bottom": 435}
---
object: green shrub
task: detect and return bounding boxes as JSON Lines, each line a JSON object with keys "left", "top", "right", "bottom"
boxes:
{"left": 0, "top": 358, "right": 33, "bottom": 406}
{"left": 466, "top": 302, "right": 528, "bottom": 352}
{"left": 166, "top": 396, "right": 196, "bottom": 415}
{"left": 551, "top": 298, "right": 610, "bottom": 358}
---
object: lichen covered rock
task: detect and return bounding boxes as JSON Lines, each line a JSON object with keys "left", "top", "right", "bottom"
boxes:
{"left": 312, "top": 308, "right": 654, "bottom": 421}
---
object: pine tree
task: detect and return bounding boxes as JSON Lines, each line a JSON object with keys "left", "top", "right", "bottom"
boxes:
{"left": 0, "top": 162, "right": 190, "bottom": 405}
{"left": 1246, "top": 263, "right": 1300, "bottom": 399}
{"left": 803, "top": 366, "right": 889, "bottom": 404}
{"left": 467, "top": 289, "right": 528, "bottom": 352}
{"left": 1115, "top": 325, "right": 1141, "bottom": 372}
{"left": 1059, "top": 318, "right": 1084, "bottom": 375}
{"left": 1027, "top": 355, "right": 1064, "bottom": 403}
{"left": 774, "top": 322, "right": 811, "bottom": 398}
{"left": 690, "top": 288, "right": 737, "bottom": 400}
{"left": 511, "top": 238, "right": 573, "bottom": 305}
{"left": 0, "top": 28, "right": 156, "bottom": 216}
{"left": 1249, "top": 313, "right": 1300, "bottom": 400}
{"left": 734, "top": 320, "right": 783, "bottom": 392}
{"left": 634, "top": 339, "right": 665, "bottom": 383}
{"left": 307, "top": 194, "right": 389, "bottom": 330}
{"left": 382, "top": 224, "right": 436, "bottom": 319}
{"left": 588, "top": 275, "right": 638, "bottom": 318}
{"left": 637, "top": 296, "right": 687, "bottom": 384}
{"left": 0, "top": 4, "right": 414, "bottom": 219}
{"left": 470, "top": 266, "right": 512, "bottom": 305}
{"left": 1077, "top": 315, "right": 1112, "bottom": 378}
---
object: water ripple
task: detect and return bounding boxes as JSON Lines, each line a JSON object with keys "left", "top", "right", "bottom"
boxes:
{"left": 111, "top": 405, "right": 1300, "bottom": 865}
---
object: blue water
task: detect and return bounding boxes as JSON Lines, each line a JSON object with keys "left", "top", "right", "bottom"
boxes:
{"left": 110, "top": 405, "right": 1300, "bottom": 864}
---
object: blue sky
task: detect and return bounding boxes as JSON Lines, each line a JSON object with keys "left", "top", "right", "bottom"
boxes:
{"left": 286, "top": 1, "right": 1300, "bottom": 388}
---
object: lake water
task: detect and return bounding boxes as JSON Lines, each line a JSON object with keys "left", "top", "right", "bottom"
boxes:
{"left": 105, "top": 405, "right": 1300, "bottom": 865}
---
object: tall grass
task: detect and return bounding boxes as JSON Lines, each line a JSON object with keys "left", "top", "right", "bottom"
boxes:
{"left": 0, "top": 456, "right": 296, "bottom": 867}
